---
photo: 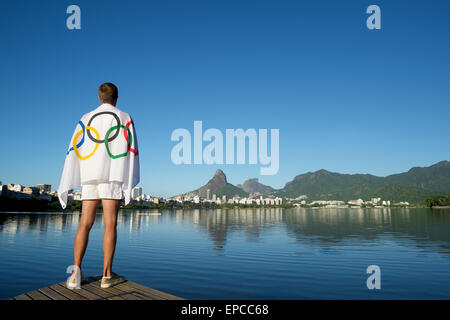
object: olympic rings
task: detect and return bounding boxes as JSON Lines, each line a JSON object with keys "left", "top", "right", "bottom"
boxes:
{"left": 105, "top": 125, "right": 132, "bottom": 159}
{"left": 67, "top": 121, "right": 85, "bottom": 155}
{"left": 124, "top": 120, "right": 139, "bottom": 155}
{"left": 67, "top": 112, "right": 138, "bottom": 160}
{"left": 73, "top": 126, "right": 100, "bottom": 160}
{"left": 87, "top": 111, "right": 121, "bottom": 143}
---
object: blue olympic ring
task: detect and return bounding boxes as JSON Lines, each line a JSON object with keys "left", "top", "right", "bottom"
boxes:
{"left": 66, "top": 121, "right": 86, "bottom": 155}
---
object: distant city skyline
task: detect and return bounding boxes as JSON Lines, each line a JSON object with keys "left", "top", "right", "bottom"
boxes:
{"left": 0, "top": 1, "right": 449, "bottom": 198}
{"left": 1, "top": 160, "right": 448, "bottom": 200}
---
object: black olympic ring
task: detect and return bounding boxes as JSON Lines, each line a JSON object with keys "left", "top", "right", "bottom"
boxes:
{"left": 87, "top": 111, "right": 121, "bottom": 143}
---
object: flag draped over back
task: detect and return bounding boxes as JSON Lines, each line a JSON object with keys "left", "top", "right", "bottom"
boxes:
{"left": 58, "top": 103, "right": 140, "bottom": 208}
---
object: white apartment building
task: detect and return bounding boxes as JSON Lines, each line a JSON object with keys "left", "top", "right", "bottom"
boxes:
{"left": 73, "top": 190, "right": 82, "bottom": 201}
{"left": 132, "top": 187, "right": 142, "bottom": 200}
{"left": 37, "top": 184, "right": 52, "bottom": 194}
{"left": 7, "top": 184, "right": 24, "bottom": 192}
{"left": 370, "top": 197, "right": 381, "bottom": 205}
{"left": 348, "top": 199, "right": 364, "bottom": 206}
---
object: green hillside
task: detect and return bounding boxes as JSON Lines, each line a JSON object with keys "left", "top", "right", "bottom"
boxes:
{"left": 369, "top": 184, "right": 445, "bottom": 203}
{"left": 274, "top": 161, "right": 450, "bottom": 204}
{"left": 274, "top": 170, "right": 385, "bottom": 200}
{"left": 385, "top": 161, "right": 450, "bottom": 192}
{"left": 213, "top": 183, "right": 248, "bottom": 198}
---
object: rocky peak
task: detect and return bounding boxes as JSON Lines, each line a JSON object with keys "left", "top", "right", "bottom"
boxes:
{"left": 214, "top": 169, "right": 226, "bottom": 179}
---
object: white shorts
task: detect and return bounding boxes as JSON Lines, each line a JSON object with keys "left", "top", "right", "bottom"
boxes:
{"left": 81, "top": 182, "right": 123, "bottom": 201}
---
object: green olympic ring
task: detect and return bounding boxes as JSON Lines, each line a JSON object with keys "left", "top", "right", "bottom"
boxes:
{"left": 105, "top": 124, "right": 132, "bottom": 159}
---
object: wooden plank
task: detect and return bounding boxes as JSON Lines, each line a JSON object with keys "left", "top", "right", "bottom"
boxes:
{"left": 49, "top": 284, "right": 88, "bottom": 300}
{"left": 57, "top": 277, "right": 143, "bottom": 300}
{"left": 97, "top": 281, "right": 151, "bottom": 300}
{"left": 85, "top": 278, "right": 126, "bottom": 294}
{"left": 27, "top": 290, "right": 51, "bottom": 300}
{"left": 71, "top": 287, "right": 103, "bottom": 300}
{"left": 38, "top": 287, "right": 69, "bottom": 300}
{"left": 121, "top": 281, "right": 183, "bottom": 300}
{"left": 107, "top": 295, "right": 126, "bottom": 300}
{"left": 84, "top": 277, "right": 135, "bottom": 300}
{"left": 82, "top": 280, "right": 153, "bottom": 300}
{"left": 115, "top": 282, "right": 161, "bottom": 299}
{"left": 55, "top": 282, "right": 102, "bottom": 300}
{"left": 114, "top": 282, "right": 156, "bottom": 300}
{"left": 84, "top": 276, "right": 156, "bottom": 300}
{"left": 121, "top": 293, "right": 145, "bottom": 300}
{"left": 8, "top": 278, "right": 183, "bottom": 300}
{"left": 82, "top": 283, "right": 118, "bottom": 299}
{"left": 128, "top": 281, "right": 183, "bottom": 300}
{"left": 131, "top": 292, "right": 154, "bottom": 300}
{"left": 13, "top": 294, "right": 32, "bottom": 300}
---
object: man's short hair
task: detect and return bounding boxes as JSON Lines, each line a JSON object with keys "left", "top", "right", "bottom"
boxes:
{"left": 98, "top": 83, "right": 118, "bottom": 103}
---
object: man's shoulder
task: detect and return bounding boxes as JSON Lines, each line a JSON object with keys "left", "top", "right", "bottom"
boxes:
{"left": 82, "top": 105, "right": 132, "bottom": 120}
{"left": 114, "top": 106, "right": 132, "bottom": 118}
{"left": 114, "top": 108, "right": 134, "bottom": 123}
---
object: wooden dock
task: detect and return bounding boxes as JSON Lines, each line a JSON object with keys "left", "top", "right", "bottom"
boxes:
{"left": 8, "top": 276, "right": 184, "bottom": 300}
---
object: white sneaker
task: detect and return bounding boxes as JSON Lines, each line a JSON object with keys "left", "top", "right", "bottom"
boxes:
{"left": 101, "top": 272, "right": 125, "bottom": 288}
{"left": 66, "top": 272, "right": 83, "bottom": 290}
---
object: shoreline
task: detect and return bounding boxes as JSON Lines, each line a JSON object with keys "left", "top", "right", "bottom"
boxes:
{"left": 0, "top": 206, "right": 440, "bottom": 215}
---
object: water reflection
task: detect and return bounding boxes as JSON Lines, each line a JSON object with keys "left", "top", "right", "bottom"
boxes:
{"left": 1, "top": 208, "right": 450, "bottom": 255}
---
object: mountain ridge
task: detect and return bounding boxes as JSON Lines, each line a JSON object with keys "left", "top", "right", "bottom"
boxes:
{"left": 274, "top": 160, "right": 450, "bottom": 202}
{"left": 237, "top": 178, "right": 275, "bottom": 194}
{"left": 181, "top": 169, "right": 248, "bottom": 199}
{"left": 176, "top": 161, "right": 450, "bottom": 203}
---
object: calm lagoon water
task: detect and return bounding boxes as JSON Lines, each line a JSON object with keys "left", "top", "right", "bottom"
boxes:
{"left": 1, "top": 207, "right": 450, "bottom": 300}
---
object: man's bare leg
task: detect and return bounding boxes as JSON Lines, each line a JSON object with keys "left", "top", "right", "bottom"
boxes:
{"left": 73, "top": 199, "right": 99, "bottom": 276}
{"left": 102, "top": 199, "right": 120, "bottom": 277}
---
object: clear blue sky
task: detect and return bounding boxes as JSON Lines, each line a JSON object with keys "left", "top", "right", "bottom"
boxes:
{"left": 0, "top": 0, "right": 449, "bottom": 197}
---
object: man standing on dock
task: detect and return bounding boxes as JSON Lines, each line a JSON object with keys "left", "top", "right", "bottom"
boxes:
{"left": 58, "top": 83, "right": 140, "bottom": 289}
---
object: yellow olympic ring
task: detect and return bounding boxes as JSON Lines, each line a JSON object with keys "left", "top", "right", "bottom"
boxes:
{"left": 73, "top": 126, "right": 100, "bottom": 160}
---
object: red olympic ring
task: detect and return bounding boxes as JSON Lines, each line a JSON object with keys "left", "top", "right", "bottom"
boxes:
{"left": 123, "top": 120, "right": 139, "bottom": 155}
